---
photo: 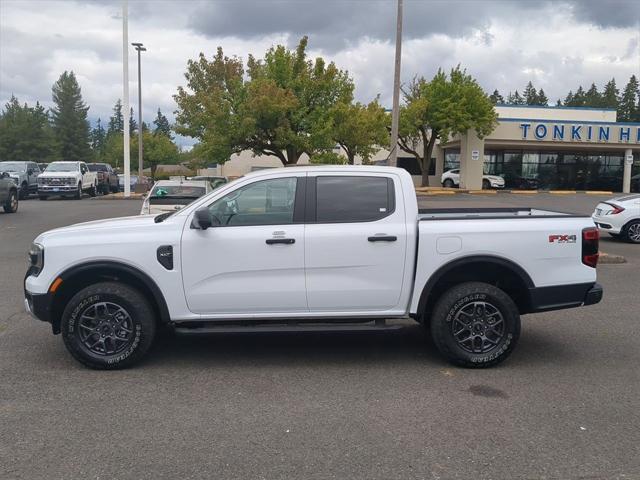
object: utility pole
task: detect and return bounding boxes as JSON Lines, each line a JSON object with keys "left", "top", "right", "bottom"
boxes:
{"left": 389, "top": 0, "right": 403, "bottom": 167}
{"left": 122, "top": 0, "right": 130, "bottom": 196}
{"left": 132, "top": 42, "right": 146, "bottom": 191}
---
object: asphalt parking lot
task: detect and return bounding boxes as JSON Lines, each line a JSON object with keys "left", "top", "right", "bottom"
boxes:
{"left": 1, "top": 194, "right": 639, "bottom": 479}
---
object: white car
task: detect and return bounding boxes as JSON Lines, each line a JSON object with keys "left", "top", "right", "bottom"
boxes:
{"left": 441, "top": 169, "right": 505, "bottom": 189}
{"left": 25, "top": 166, "right": 602, "bottom": 370}
{"left": 140, "top": 180, "right": 211, "bottom": 215}
{"left": 38, "top": 161, "right": 98, "bottom": 200}
{"left": 592, "top": 194, "right": 640, "bottom": 243}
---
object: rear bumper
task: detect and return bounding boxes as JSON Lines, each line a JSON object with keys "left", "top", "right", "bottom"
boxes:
{"left": 527, "top": 282, "right": 603, "bottom": 313}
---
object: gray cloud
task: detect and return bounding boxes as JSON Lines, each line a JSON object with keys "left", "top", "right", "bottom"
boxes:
{"left": 187, "top": 0, "right": 545, "bottom": 51}
{"left": 566, "top": 0, "right": 640, "bottom": 28}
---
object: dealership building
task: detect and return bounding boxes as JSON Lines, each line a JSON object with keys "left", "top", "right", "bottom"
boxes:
{"left": 208, "top": 105, "right": 639, "bottom": 192}
{"left": 429, "top": 105, "right": 640, "bottom": 192}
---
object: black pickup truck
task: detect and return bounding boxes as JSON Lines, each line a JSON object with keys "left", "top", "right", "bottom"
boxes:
{"left": 87, "top": 163, "right": 119, "bottom": 194}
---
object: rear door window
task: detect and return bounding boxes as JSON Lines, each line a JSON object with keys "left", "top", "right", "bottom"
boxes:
{"left": 315, "top": 176, "right": 394, "bottom": 223}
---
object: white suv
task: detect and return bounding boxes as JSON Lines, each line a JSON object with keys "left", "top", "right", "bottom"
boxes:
{"left": 441, "top": 169, "right": 505, "bottom": 189}
{"left": 592, "top": 194, "right": 640, "bottom": 243}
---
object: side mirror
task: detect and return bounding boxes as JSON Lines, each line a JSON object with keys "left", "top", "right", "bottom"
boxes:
{"left": 1, "top": 172, "right": 8, "bottom": 179}
{"left": 27, "top": 169, "right": 33, "bottom": 175}
{"left": 191, "top": 208, "right": 219, "bottom": 230}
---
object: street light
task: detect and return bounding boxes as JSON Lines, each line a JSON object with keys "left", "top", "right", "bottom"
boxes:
{"left": 389, "top": 0, "right": 403, "bottom": 167}
{"left": 132, "top": 42, "right": 146, "bottom": 192}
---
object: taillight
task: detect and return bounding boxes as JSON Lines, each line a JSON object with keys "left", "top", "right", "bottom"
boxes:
{"left": 604, "top": 202, "right": 624, "bottom": 215}
{"left": 582, "top": 227, "right": 599, "bottom": 268}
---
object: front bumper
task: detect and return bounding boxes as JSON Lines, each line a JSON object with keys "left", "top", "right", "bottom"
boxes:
{"left": 24, "top": 290, "right": 58, "bottom": 332}
{"left": 38, "top": 185, "right": 79, "bottom": 193}
{"left": 527, "top": 282, "right": 603, "bottom": 313}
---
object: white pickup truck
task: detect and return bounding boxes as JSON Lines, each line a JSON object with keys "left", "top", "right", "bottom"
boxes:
{"left": 24, "top": 166, "right": 602, "bottom": 369}
{"left": 37, "top": 161, "right": 98, "bottom": 200}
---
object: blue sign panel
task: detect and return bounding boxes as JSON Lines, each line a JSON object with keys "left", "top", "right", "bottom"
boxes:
{"left": 520, "top": 123, "right": 640, "bottom": 143}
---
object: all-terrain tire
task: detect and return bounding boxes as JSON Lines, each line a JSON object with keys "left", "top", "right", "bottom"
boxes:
{"left": 3, "top": 189, "right": 18, "bottom": 213}
{"left": 75, "top": 182, "right": 82, "bottom": 200}
{"left": 430, "top": 282, "right": 520, "bottom": 368}
{"left": 19, "top": 182, "right": 28, "bottom": 199}
{"left": 89, "top": 182, "right": 97, "bottom": 197}
{"left": 61, "top": 282, "right": 156, "bottom": 369}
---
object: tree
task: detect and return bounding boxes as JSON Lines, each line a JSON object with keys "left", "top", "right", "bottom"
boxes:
{"left": 329, "top": 99, "right": 389, "bottom": 164}
{"left": 91, "top": 118, "right": 106, "bottom": 159}
{"left": 584, "top": 83, "right": 601, "bottom": 107}
{"left": 566, "top": 86, "right": 586, "bottom": 107}
{"left": 618, "top": 75, "right": 639, "bottom": 122}
{"left": 523, "top": 81, "right": 538, "bottom": 105}
{"left": 536, "top": 88, "right": 549, "bottom": 106}
{"left": 0, "top": 96, "right": 56, "bottom": 162}
{"left": 489, "top": 89, "right": 504, "bottom": 105}
{"left": 50, "top": 71, "right": 91, "bottom": 161}
{"left": 107, "top": 99, "right": 124, "bottom": 137}
{"left": 129, "top": 107, "right": 137, "bottom": 133}
{"left": 507, "top": 90, "right": 525, "bottom": 105}
{"left": 174, "top": 36, "right": 354, "bottom": 166}
{"left": 132, "top": 131, "right": 180, "bottom": 179}
{"left": 397, "top": 67, "right": 498, "bottom": 186}
{"left": 153, "top": 108, "right": 172, "bottom": 139}
{"left": 601, "top": 78, "right": 619, "bottom": 110}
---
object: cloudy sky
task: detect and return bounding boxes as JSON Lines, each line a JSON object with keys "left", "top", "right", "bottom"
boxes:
{"left": 1, "top": 0, "right": 639, "bottom": 147}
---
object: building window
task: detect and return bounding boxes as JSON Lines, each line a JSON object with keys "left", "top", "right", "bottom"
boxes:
{"left": 397, "top": 156, "right": 422, "bottom": 175}
{"left": 444, "top": 149, "right": 460, "bottom": 171}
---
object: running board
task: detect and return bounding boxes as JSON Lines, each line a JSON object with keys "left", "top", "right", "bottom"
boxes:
{"left": 173, "top": 319, "right": 403, "bottom": 335}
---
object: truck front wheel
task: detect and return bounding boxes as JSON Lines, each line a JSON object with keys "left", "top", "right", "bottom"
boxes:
{"left": 61, "top": 282, "right": 156, "bottom": 369}
{"left": 430, "top": 282, "right": 520, "bottom": 368}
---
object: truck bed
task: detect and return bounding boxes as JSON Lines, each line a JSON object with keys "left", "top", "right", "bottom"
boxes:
{"left": 418, "top": 207, "right": 587, "bottom": 220}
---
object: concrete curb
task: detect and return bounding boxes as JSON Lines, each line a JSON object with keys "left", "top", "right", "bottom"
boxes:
{"left": 599, "top": 252, "right": 627, "bottom": 264}
{"left": 93, "top": 193, "right": 145, "bottom": 200}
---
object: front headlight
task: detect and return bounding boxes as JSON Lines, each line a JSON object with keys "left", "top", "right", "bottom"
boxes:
{"left": 28, "top": 243, "right": 44, "bottom": 276}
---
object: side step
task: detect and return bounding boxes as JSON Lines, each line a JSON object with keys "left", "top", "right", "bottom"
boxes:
{"left": 173, "top": 319, "right": 403, "bottom": 335}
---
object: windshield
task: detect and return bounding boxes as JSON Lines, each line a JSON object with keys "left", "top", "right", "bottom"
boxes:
{"left": 150, "top": 185, "right": 206, "bottom": 198}
{"left": 45, "top": 162, "right": 78, "bottom": 172}
{"left": 87, "top": 164, "right": 107, "bottom": 172}
{"left": 0, "top": 162, "right": 26, "bottom": 172}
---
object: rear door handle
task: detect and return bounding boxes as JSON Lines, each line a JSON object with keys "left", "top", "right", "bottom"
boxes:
{"left": 266, "top": 238, "right": 295, "bottom": 245}
{"left": 368, "top": 235, "right": 397, "bottom": 242}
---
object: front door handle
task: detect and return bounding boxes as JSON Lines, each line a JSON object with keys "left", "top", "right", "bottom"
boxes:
{"left": 368, "top": 235, "right": 397, "bottom": 242}
{"left": 266, "top": 238, "right": 295, "bottom": 245}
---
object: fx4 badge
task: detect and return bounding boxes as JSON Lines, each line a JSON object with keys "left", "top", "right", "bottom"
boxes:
{"left": 549, "top": 234, "right": 577, "bottom": 244}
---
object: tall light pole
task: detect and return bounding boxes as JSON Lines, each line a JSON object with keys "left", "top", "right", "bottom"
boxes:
{"left": 122, "top": 0, "right": 130, "bottom": 196}
{"left": 389, "top": 0, "right": 403, "bottom": 167}
{"left": 132, "top": 42, "right": 146, "bottom": 192}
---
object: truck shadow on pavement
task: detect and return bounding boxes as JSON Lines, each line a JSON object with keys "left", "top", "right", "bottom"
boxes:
{"left": 140, "top": 324, "right": 576, "bottom": 369}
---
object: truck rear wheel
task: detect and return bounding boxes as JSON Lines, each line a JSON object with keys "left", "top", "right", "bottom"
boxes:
{"left": 430, "top": 282, "right": 520, "bottom": 368}
{"left": 61, "top": 282, "right": 156, "bottom": 369}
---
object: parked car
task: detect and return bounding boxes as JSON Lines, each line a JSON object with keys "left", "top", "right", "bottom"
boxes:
{"left": 117, "top": 174, "right": 152, "bottom": 192}
{"left": 37, "top": 161, "right": 98, "bottom": 200}
{"left": 592, "top": 194, "right": 640, "bottom": 243}
{"left": 188, "top": 175, "right": 228, "bottom": 190}
{"left": 24, "top": 166, "right": 602, "bottom": 370}
{"left": 140, "top": 180, "right": 211, "bottom": 215}
{"left": 441, "top": 169, "right": 505, "bottom": 189}
{"left": 87, "top": 163, "right": 119, "bottom": 194}
{"left": 0, "top": 161, "right": 41, "bottom": 199}
{"left": 0, "top": 172, "right": 19, "bottom": 213}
